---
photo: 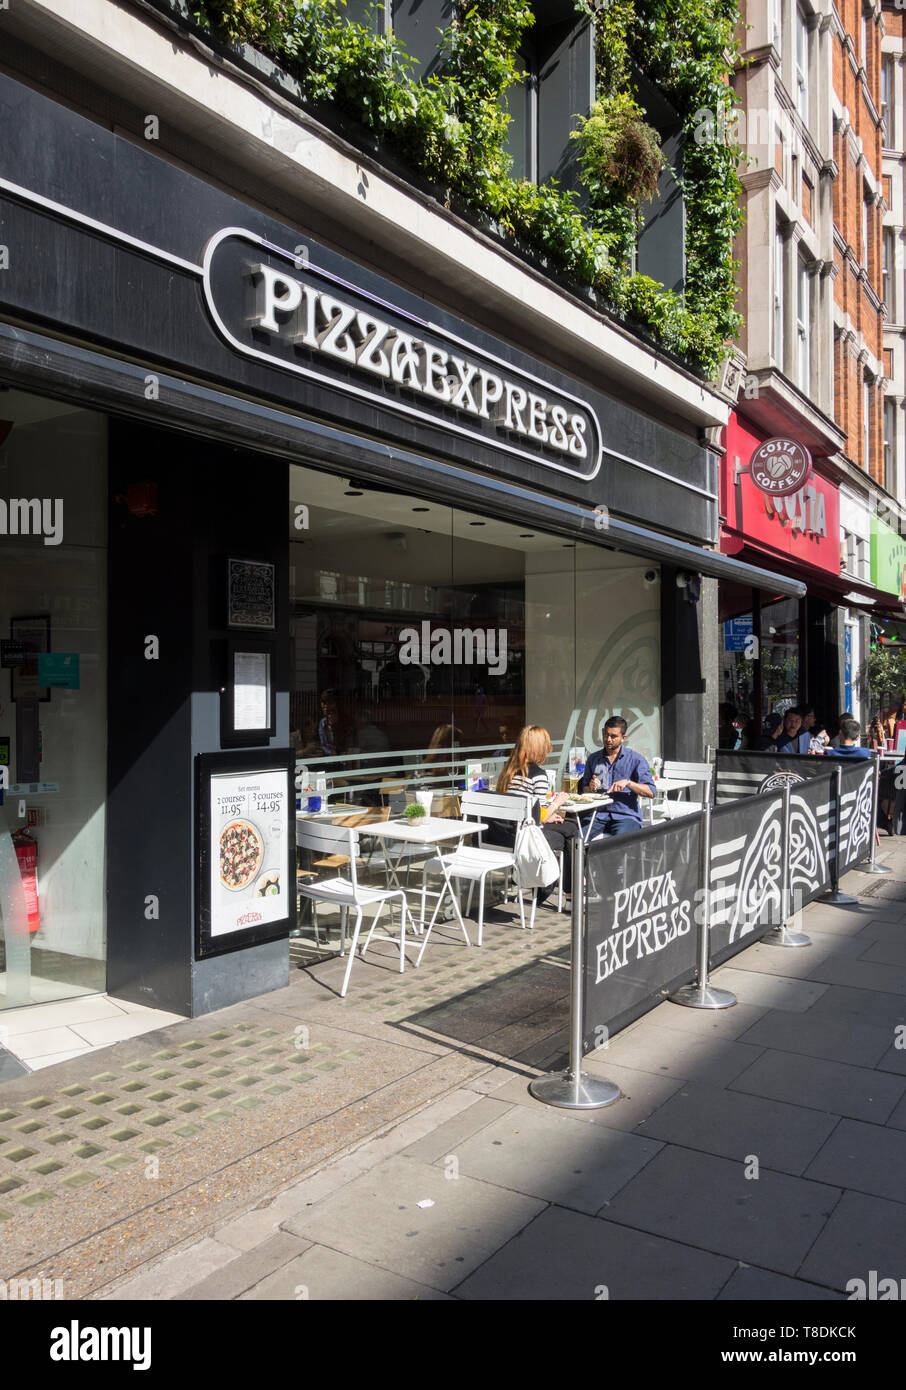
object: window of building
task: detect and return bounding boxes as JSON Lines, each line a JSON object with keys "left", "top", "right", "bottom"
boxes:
{"left": 885, "top": 398, "right": 897, "bottom": 494}
{"left": 772, "top": 0, "right": 782, "bottom": 53}
{"left": 797, "top": 257, "right": 811, "bottom": 391}
{"left": 343, "top": 0, "right": 454, "bottom": 80}
{"left": 774, "top": 228, "right": 785, "bottom": 371}
{"left": 502, "top": 5, "right": 594, "bottom": 193}
{"left": 864, "top": 376, "right": 871, "bottom": 468}
{"left": 861, "top": 11, "right": 868, "bottom": 72}
{"left": 795, "top": 7, "right": 809, "bottom": 122}
{"left": 862, "top": 195, "right": 870, "bottom": 273}
{"left": 882, "top": 55, "right": 894, "bottom": 139}
{"left": 883, "top": 227, "right": 894, "bottom": 309}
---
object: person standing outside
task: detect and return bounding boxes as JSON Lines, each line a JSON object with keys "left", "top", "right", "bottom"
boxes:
{"left": 579, "top": 716, "right": 655, "bottom": 837}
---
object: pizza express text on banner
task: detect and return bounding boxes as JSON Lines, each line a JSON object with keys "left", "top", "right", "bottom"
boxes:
{"left": 203, "top": 228, "right": 602, "bottom": 481}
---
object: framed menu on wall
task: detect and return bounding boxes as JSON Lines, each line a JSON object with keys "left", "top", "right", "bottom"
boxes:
{"left": 195, "top": 748, "right": 295, "bottom": 959}
{"left": 227, "top": 558, "right": 276, "bottom": 630}
{"left": 220, "top": 635, "right": 276, "bottom": 747}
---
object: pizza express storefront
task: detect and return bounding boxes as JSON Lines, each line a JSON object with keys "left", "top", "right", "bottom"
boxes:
{"left": 0, "top": 71, "right": 797, "bottom": 1017}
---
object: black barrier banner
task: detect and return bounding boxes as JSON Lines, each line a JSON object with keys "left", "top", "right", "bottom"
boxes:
{"left": 708, "top": 788, "right": 784, "bottom": 968}
{"left": 714, "top": 749, "right": 831, "bottom": 803}
{"left": 582, "top": 818, "right": 700, "bottom": 1049}
{"left": 789, "top": 771, "right": 834, "bottom": 908}
{"left": 838, "top": 759, "right": 876, "bottom": 874}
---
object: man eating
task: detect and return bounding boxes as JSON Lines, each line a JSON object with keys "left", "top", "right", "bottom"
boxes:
{"left": 579, "top": 716, "right": 656, "bottom": 838}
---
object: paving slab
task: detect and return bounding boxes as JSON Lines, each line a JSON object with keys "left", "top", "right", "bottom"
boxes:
{"left": 240, "top": 1243, "right": 451, "bottom": 1300}
{"left": 729, "top": 1049, "right": 906, "bottom": 1123}
{"left": 600, "top": 1145, "right": 840, "bottom": 1275}
{"left": 602, "top": 1020, "right": 765, "bottom": 1087}
{"left": 804, "top": 1118, "right": 906, "bottom": 1204}
{"left": 401, "top": 1096, "right": 513, "bottom": 1163}
{"left": 735, "top": 1011, "right": 892, "bottom": 1068}
{"left": 806, "top": 957, "right": 906, "bottom": 995}
{"left": 641, "top": 999, "right": 770, "bottom": 1040}
{"left": 454, "top": 1203, "right": 734, "bottom": 1300}
{"left": 281, "top": 1153, "right": 546, "bottom": 1291}
{"left": 181, "top": 1232, "right": 312, "bottom": 1300}
{"left": 804, "top": 984, "right": 906, "bottom": 1030}
{"left": 509, "top": 1056, "right": 686, "bottom": 1134}
{"left": 716, "top": 1266, "right": 841, "bottom": 1300}
{"left": 798, "top": 1190, "right": 906, "bottom": 1292}
{"left": 429, "top": 1104, "right": 662, "bottom": 1214}
{"left": 99, "top": 1237, "right": 240, "bottom": 1300}
{"left": 875, "top": 1042, "right": 906, "bottom": 1076}
{"left": 638, "top": 1081, "right": 840, "bottom": 1176}
{"left": 709, "top": 968, "right": 829, "bottom": 1013}
{"left": 858, "top": 939, "right": 906, "bottom": 968}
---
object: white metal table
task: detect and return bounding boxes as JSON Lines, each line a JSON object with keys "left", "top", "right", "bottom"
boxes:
{"left": 550, "top": 795, "right": 614, "bottom": 844}
{"left": 360, "top": 816, "right": 488, "bottom": 942}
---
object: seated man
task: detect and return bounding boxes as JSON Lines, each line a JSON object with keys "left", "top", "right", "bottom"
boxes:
{"left": 579, "top": 716, "right": 655, "bottom": 837}
{"left": 830, "top": 717, "right": 873, "bottom": 758}
{"left": 775, "top": 707, "right": 811, "bottom": 755}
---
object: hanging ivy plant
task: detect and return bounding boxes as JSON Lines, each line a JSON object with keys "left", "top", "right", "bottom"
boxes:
{"left": 185, "top": 0, "right": 742, "bottom": 377}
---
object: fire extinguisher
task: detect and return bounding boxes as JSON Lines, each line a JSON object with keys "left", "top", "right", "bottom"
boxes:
{"left": 13, "top": 829, "right": 40, "bottom": 934}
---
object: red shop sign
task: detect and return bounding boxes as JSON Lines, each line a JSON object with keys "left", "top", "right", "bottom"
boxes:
{"left": 722, "top": 417, "right": 840, "bottom": 576}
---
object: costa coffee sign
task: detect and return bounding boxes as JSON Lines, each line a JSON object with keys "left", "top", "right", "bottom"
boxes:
{"left": 749, "top": 438, "right": 813, "bottom": 497}
{"left": 202, "top": 228, "right": 602, "bottom": 480}
{"left": 722, "top": 417, "right": 840, "bottom": 576}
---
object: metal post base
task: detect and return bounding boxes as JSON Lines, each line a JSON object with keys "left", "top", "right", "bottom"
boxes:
{"left": 669, "top": 982, "right": 737, "bottom": 1009}
{"left": 529, "top": 1070, "right": 621, "bottom": 1110}
{"left": 820, "top": 889, "right": 860, "bottom": 905}
{"left": 762, "top": 926, "right": 810, "bottom": 948}
{"left": 855, "top": 861, "right": 892, "bottom": 875}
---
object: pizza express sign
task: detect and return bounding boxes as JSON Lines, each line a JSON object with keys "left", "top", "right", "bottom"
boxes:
{"left": 202, "top": 228, "right": 602, "bottom": 479}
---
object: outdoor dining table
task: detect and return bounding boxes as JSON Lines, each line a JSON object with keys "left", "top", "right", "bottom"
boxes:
{"left": 550, "top": 795, "right": 614, "bottom": 844}
{"left": 354, "top": 815, "right": 489, "bottom": 942}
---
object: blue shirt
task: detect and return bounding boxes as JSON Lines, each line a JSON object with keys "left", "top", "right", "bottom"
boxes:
{"left": 831, "top": 744, "right": 872, "bottom": 758}
{"left": 579, "top": 745, "right": 655, "bottom": 827}
{"left": 775, "top": 730, "right": 811, "bottom": 754}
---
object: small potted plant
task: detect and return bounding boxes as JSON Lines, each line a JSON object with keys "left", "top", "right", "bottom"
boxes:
{"left": 403, "top": 801, "right": 428, "bottom": 821}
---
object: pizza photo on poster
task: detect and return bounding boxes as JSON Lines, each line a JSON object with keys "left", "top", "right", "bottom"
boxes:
{"left": 209, "top": 767, "right": 287, "bottom": 938}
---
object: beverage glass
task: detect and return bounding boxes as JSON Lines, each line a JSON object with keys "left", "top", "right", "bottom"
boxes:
{"left": 307, "top": 795, "right": 322, "bottom": 813}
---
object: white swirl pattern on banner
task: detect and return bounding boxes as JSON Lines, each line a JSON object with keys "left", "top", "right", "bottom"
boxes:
{"left": 841, "top": 768, "right": 874, "bottom": 869}
{"left": 788, "top": 791, "right": 830, "bottom": 899}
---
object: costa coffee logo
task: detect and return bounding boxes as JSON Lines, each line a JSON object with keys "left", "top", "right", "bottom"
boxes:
{"left": 750, "top": 438, "right": 812, "bottom": 497}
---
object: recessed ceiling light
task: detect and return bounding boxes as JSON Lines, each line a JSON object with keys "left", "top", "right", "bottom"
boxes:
{"left": 344, "top": 489, "right": 363, "bottom": 496}
{"left": 413, "top": 506, "right": 429, "bottom": 512}
{"left": 562, "top": 543, "right": 575, "bottom": 548}
{"left": 520, "top": 533, "right": 535, "bottom": 538}
{"left": 469, "top": 521, "right": 486, "bottom": 527}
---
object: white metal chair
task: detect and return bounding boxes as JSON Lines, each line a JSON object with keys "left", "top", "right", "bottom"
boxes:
{"left": 651, "top": 760, "right": 713, "bottom": 820}
{"left": 415, "top": 790, "right": 534, "bottom": 961}
{"left": 296, "top": 820, "right": 412, "bottom": 997}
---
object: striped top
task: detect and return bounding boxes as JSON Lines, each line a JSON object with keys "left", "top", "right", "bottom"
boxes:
{"left": 507, "top": 763, "right": 551, "bottom": 822}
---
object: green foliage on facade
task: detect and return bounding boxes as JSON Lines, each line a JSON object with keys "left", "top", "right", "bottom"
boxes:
{"left": 188, "top": 0, "right": 742, "bottom": 376}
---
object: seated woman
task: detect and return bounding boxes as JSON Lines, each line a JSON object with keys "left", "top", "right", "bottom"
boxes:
{"left": 486, "top": 724, "right": 578, "bottom": 905}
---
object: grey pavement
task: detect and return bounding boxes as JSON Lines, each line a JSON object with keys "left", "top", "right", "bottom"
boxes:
{"left": 2, "top": 838, "right": 906, "bottom": 1300}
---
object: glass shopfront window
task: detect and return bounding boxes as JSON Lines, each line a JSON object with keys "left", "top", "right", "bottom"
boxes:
{"left": 0, "top": 391, "right": 108, "bottom": 1009}
{"left": 288, "top": 462, "right": 661, "bottom": 942}
{"left": 760, "top": 597, "right": 800, "bottom": 718}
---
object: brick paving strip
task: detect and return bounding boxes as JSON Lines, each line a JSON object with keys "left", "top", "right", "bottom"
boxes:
{"left": 0, "top": 905, "right": 573, "bottom": 1297}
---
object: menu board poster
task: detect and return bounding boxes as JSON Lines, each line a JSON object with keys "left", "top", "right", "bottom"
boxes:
{"left": 196, "top": 749, "right": 295, "bottom": 959}
{"left": 227, "top": 558, "right": 276, "bottom": 630}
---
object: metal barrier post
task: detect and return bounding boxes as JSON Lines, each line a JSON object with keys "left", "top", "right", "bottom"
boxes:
{"left": 670, "top": 798, "right": 736, "bottom": 1009}
{"left": 855, "top": 750, "right": 892, "bottom": 876}
{"left": 763, "top": 780, "right": 810, "bottom": 947}
{"left": 821, "top": 763, "right": 859, "bottom": 906}
{"left": 529, "top": 833, "right": 621, "bottom": 1110}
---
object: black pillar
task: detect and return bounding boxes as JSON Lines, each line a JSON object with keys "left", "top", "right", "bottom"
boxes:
{"left": 661, "top": 565, "right": 707, "bottom": 761}
{"left": 106, "top": 420, "right": 290, "bottom": 1016}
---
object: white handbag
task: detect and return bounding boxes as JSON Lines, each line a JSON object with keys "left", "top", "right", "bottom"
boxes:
{"left": 514, "top": 819, "right": 560, "bottom": 889}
